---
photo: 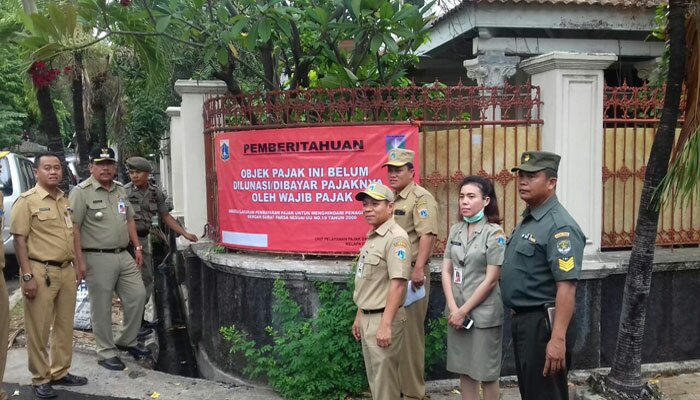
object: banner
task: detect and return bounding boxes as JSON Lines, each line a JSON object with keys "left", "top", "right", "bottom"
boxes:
{"left": 215, "top": 124, "right": 419, "bottom": 253}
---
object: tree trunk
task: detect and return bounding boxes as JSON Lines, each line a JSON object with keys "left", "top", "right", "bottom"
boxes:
{"left": 72, "top": 51, "right": 90, "bottom": 178}
{"left": 606, "top": 0, "right": 687, "bottom": 396}
{"left": 36, "top": 85, "right": 70, "bottom": 191}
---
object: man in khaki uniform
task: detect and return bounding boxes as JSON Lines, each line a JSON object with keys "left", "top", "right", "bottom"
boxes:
{"left": 352, "top": 183, "right": 411, "bottom": 400}
{"left": 124, "top": 157, "right": 198, "bottom": 336}
{"left": 0, "top": 150, "right": 10, "bottom": 400}
{"left": 383, "top": 149, "right": 439, "bottom": 399}
{"left": 70, "top": 148, "right": 149, "bottom": 371}
{"left": 11, "top": 153, "right": 88, "bottom": 399}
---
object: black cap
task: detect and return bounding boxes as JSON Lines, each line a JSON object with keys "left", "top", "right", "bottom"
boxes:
{"left": 90, "top": 147, "right": 116, "bottom": 163}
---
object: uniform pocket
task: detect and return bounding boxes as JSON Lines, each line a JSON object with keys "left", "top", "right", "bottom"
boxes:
{"left": 34, "top": 211, "right": 56, "bottom": 221}
{"left": 515, "top": 240, "right": 535, "bottom": 257}
{"left": 363, "top": 253, "right": 382, "bottom": 280}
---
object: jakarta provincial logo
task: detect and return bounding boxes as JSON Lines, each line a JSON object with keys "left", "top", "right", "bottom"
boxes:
{"left": 385, "top": 135, "right": 406, "bottom": 152}
{"left": 220, "top": 139, "right": 230, "bottom": 161}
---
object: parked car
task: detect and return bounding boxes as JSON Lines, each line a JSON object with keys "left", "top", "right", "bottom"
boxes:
{"left": 1, "top": 152, "right": 37, "bottom": 260}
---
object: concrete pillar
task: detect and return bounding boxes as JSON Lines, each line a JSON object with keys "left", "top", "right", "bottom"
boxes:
{"left": 173, "top": 80, "right": 228, "bottom": 235}
{"left": 164, "top": 107, "right": 180, "bottom": 210}
{"left": 520, "top": 52, "right": 617, "bottom": 253}
{"left": 463, "top": 50, "right": 519, "bottom": 120}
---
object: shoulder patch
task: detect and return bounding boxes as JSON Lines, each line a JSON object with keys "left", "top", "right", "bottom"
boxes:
{"left": 554, "top": 231, "right": 570, "bottom": 239}
{"left": 557, "top": 239, "right": 571, "bottom": 255}
{"left": 393, "top": 240, "right": 408, "bottom": 249}
{"left": 559, "top": 257, "right": 575, "bottom": 272}
{"left": 394, "top": 246, "right": 407, "bottom": 261}
{"left": 418, "top": 208, "right": 429, "bottom": 218}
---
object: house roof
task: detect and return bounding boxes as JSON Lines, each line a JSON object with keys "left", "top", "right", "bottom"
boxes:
{"left": 434, "top": 0, "right": 661, "bottom": 26}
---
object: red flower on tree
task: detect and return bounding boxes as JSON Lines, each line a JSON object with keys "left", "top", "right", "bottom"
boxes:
{"left": 28, "top": 61, "right": 62, "bottom": 88}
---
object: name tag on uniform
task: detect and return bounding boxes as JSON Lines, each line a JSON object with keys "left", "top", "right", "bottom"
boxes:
{"left": 450, "top": 240, "right": 461, "bottom": 246}
{"left": 394, "top": 210, "right": 406, "bottom": 216}
{"left": 64, "top": 212, "right": 73, "bottom": 228}
{"left": 356, "top": 257, "right": 365, "bottom": 278}
{"left": 118, "top": 199, "right": 126, "bottom": 215}
{"left": 453, "top": 269, "right": 462, "bottom": 284}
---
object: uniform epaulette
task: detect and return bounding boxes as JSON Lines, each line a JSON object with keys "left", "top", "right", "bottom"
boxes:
{"left": 19, "top": 187, "right": 37, "bottom": 198}
{"left": 413, "top": 184, "right": 432, "bottom": 198}
{"left": 550, "top": 209, "right": 570, "bottom": 229}
{"left": 78, "top": 180, "right": 92, "bottom": 189}
{"left": 124, "top": 182, "right": 133, "bottom": 189}
{"left": 114, "top": 180, "right": 124, "bottom": 187}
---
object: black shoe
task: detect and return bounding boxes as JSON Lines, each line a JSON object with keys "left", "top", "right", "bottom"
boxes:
{"left": 142, "top": 319, "right": 159, "bottom": 329}
{"left": 137, "top": 326, "right": 153, "bottom": 340}
{"left": 98, "top": 356, "right": 126, "bottom": 371}
{"left": 50, "top": 372, "right": 88, "bottom": 386}
{"left": 33, "top": 383, "right": 57, "bottom": 399}
{"left": 116, "top": 344, "right": 152, "bottom": 359}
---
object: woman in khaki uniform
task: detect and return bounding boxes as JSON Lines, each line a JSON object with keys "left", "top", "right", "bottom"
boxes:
{"left": 441, "top": 176, "right": 506, "bottom": 400}
{"left": 352, "top": 183, "right": 411, "bottom": 400}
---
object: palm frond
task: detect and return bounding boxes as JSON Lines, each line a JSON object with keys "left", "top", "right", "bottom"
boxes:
{"left": 657, "top": 124, "right": 700, "bottom": 208}
{"left": 674, "top": 3, "right": 700, "bottom": 159}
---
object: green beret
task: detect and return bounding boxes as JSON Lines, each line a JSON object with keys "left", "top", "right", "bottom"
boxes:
{"left": 511, "top": 151, "right": 561, "bottom": 173}
{"left": 126, "top": 156, "right": 153, "bottom": 172}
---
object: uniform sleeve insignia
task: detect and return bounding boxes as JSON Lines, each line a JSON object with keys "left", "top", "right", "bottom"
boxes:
{"left": 554, "top": 231, "right": 570, "bottom": 239}
{"left": 559, "top": 257, "right": 575, "bottom": 272}
{"left": 393, "top": 240, "right": 408, "bottom": 249}
{"left": 419, "top": 208, "right": 429, "bottom": 218}
{"left": 557, "top": 240, "right": 571, "bottom": 255}
{"left": 395, "top": 247, "right": 406, "bottom": 260}
{"left": 496, "top": 235, "right": 506, "bottom": 246}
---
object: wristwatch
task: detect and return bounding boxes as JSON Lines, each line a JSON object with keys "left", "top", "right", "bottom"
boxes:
{"left": 22, "top": 273, "right": 33, "bottom": 282}
{"left": 135, "top": 246, "right": 144, "bottom": 251}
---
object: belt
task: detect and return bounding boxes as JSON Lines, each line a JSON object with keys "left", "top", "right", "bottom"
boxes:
{"left": 82, "top": 248, "right": 126, "bottom": 254}
{"left": 137, "top": 233, "right": 149, "bottom": 238}
{"left": 361, "top": 306, "right": 403, "bottom": 315}
{"left": 511, "top": 305, "right": 545, "bottom": 315}
{"left": 137, "top": 230, "right": 150, "bottom": 237}
{"left": 28, "top": 258, "right": 73, "bottom": 268}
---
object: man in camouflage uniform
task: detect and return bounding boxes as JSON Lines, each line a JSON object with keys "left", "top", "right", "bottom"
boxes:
{"left": 124, "top": 157, "right": 198, "bottom": 335}
{"left": 383, "top": 148, "right": 439, "bottom": 399}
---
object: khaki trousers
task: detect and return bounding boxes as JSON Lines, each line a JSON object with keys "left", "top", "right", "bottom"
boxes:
{"left": 85, "top": 251, "right": 146, "bottom": 359}
{"left": 22, "top": 261, "right": 77, "bottom": 384}
{"left": 360, "top": 308, "right": 406, "bottom": 400}
{"left": 0, "top": 274, "right": 9, "bottom": 400}
{"left": 138, "top": 237, "right": 153, "bottom": 303}
{"left": 399, "top": 277, "right": 430, "bottom": 399}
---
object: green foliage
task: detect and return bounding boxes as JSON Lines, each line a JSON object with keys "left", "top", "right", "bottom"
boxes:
{"left": 425, "top": 316, "right": 447, "bottom": 375}
{"left": 221, "top": 277, "right": 368, "bottom": 400}
{"left": 649, "top": 2, "right": 670, "bottom": 87}
{"left": 0, "top": 16, "right": 28, "bottom": 148}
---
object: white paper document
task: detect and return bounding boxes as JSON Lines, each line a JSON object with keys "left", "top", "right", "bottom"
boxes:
{"left": 403, "top": 280, "right": 426, "bottom": 307}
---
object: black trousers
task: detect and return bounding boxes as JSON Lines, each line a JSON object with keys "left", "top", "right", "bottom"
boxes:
{"left": 511, "top": 310, "right": 575, "bottom": 400}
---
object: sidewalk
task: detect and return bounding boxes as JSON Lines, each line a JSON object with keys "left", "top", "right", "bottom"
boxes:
{"left": 5, "top": 345, "right": 700, "bottom": 400}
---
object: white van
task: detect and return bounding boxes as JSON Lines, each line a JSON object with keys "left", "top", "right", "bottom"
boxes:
{"left": 1, "top": 152, "right": 37, "bottom": 258}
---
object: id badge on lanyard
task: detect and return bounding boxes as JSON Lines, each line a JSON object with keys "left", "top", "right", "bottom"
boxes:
{"left": 118, "top": 198, "right": 127, "bottom": 215}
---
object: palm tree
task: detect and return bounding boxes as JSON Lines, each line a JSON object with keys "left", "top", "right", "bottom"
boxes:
{"left": 605, "top": 0, "right": 688, "bottom": 397}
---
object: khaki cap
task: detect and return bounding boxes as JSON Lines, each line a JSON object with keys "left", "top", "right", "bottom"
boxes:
{"left": 0, "top": 151, "right": 9, "bottom": 159}
{"left": 126, "top": 156, "right": 153, "bottom": 172}
{"left": 511, "top": 151, "right": 561, "bottom": 173}
{"left": 355, "top": 182, "right": 395, "bottom": 202}
{"left": 382, "top": 148, "right": 414, "bottom": 167}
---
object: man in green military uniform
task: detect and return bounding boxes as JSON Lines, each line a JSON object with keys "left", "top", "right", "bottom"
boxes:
{"left": 352, "top": 183, "right": 411, "bottom": 400}
{"left": 383, "top": 148, "right": 438, "bottom": 399}
{"left": 501, "top": 151, "right": 585, "bottom": 400}
{"left": 0, "top": 150, "right": 10, "bottom": 400}
{"left": 12, "top": 153, "right": 88, "bottom": 399}
{"left": 124, "top": 156, "right": 198, "bottom": 336}
{"left": 70, "top": 148, "right": 150, "bottom": 371}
